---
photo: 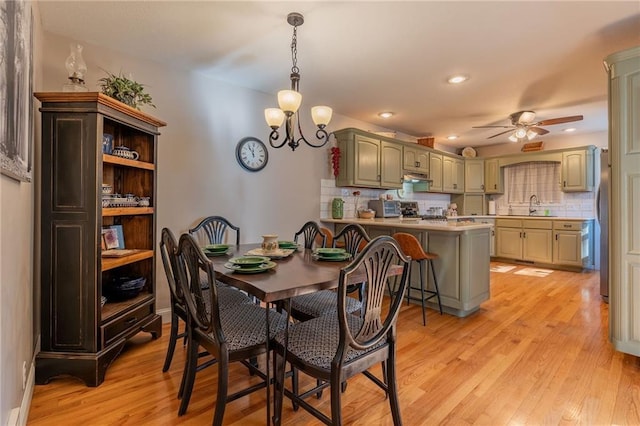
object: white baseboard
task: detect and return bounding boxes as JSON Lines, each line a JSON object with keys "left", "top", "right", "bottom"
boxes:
{"left": 157, "top": 307, "right": 171, "bottom": 323}
{"left": 9, "top": 354, "right": 36, "bottom": 426}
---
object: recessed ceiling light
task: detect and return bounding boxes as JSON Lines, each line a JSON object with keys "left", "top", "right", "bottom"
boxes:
{"left": 563, "top": 128, "right": 577, "bottom": 132}
{"left": 447, "top": 75, "right": 469, "bottom": 84}
{"left": 447, "top": 135, "right": 458, "bottom": 140}
{"left": 378, "top": 112, "right": 394, "bottom": 119}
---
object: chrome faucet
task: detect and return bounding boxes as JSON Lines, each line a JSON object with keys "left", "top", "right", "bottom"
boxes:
{"left": 529, "top": 194, "right": 540, "bottom": 215}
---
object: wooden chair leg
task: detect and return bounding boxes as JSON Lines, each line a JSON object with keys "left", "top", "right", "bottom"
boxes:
{"left": 212, "top": 354, "right": 229, "bottom": 426}
{"left": 163, "top": 313, "right": 179, "bottom": 372}
{"left": 178, "top": 337, "right": 199, "bottom": 415}
{"left": 429, "top": 259, "right": 443, "bottom": 315}
{"left": 419, "top": 260, "right": 427, "bottom": 326}
{"left": 330, "top": 370, "right": 344, "bottom": 426}
{"left": 386, "top": 353, "right": 402, "bottom": 425}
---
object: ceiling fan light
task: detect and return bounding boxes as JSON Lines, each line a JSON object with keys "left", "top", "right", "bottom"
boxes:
{"left": 526, "top": 129, "right": 538, "bottom": 140}
{"left": 514, "top": 127, "right": 528, "bottom": 139}
{"left": 277, "top": 90, "right": 302, "bottom": 114}
{"left": 311, "top": 106, "right": 333, "bottom": 127}
{"left": 508, "top": 134, "right": 518, "bottom": 143}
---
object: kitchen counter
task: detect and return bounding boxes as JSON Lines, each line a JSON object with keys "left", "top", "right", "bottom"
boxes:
{"left": 453, "top": 215, "right": 593, "bottom": 221}
{"left": 321, "top": 217, "right": 490, "bottom": 318}
{"left": 322, "top": 217, "right": 493, "bottom": 231}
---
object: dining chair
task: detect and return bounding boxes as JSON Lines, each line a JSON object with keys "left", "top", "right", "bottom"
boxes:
{"left": 294, "top": 221, "right": 325, "bottom": 249}
{"left": 175, "top": 233, "right": 288, "bottom": 424}
{"left": 333, "top": 223, "right": 371, "bottom": 300}
{"left": 289, "top": 223, "right": 363, "bottom": 322}
{"left": 188, "top": 216, "right": 240, "bottom": 246}
{"left": 159, "top": 228, "right": 254, "bottom": 415}
{"left": 274, "top": 235, "right": 411, "bottom": 425}
{"left": 392, "top": 232, "right": 443, "bottom": 326}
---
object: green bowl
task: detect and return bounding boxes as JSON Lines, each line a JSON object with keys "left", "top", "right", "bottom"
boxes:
{"left": 228, "top": 256, "right": 270, "bottom": 267}
{"left": 278, "top": 241, "right": 298, "bottom": 248}
{"left": 314, "top": 248, "right": 347, "bottom": 257}
{"left": 204, "top": 244, "right": 230, "bottom": 252}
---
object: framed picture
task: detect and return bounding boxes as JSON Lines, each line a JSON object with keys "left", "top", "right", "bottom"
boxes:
{"left": 109, "top": 225, "right": 125, "bottom": 249}
{"left": 1, "top": 0, "right": 34, "bottom": 182}
{"left": 102, "top": 228, "right": 120, "bottom": 250}
{"left": 102, "top": 225, "right": 125, "bottom": 250}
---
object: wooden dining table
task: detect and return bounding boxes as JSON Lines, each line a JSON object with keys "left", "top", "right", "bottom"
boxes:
{"left": 206, "top": 243, "right": 353, "bottom": 425}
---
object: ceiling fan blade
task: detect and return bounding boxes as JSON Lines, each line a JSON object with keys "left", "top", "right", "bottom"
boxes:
{"left": 536, "top": 115, "right": 583, "bottom": 126}
{"left": 529, "top": 127, "right": 549, "bottom": 136}
{"left": 472, "top": 125, "right": 513, "bottom": 129}
{"left": 487, "top": 129, "right": 515, "bottom": 139}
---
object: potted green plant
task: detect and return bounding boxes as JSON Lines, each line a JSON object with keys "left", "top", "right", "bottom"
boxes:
{"left": 98, "top": 71, "right": 155, "bottom": 110}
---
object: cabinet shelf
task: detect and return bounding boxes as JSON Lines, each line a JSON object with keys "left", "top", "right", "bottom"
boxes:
{"left": 102, "top": 207, "right": 154, "bottom": 217}
{"left": 103, "top": 154, "right": 155, "bottom": 170}
{"left": 101, "top": 249, "right": 154, "bottom": 271}
{"left": 101, "top": 293, "right": 154, "bottom": 323}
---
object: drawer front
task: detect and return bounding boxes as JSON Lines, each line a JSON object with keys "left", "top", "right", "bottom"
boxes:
{"left": 553, "top": 221, "right": 584, "bottom": 231}
{"left": 101, "top": 302, "right": 154, "bottom": 347}
{"left": 496, "top": 218, "right": 522, "bottom": 228}
{"left": 522, "top": 219, "right": 552, "bottom": 230}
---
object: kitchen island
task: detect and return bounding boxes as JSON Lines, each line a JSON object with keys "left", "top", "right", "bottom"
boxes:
{"left": 321, "top": 218, "right": 492, "bottom": 317}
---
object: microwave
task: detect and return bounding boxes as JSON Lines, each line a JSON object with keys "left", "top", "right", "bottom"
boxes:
{"left": 368, "top": 200, "right": 401, "bottom": 218}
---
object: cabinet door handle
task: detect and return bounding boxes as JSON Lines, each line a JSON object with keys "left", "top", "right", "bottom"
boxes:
{"left": 522, "top": 232, "right": 526, "bottom": 238}
{"left": 555, "top": 234, "right": 558, "bottom": 240}
{"left": 125, "top": 318, "right": 137, "bottom": 326}
{"left": 481, "top": 184, "right": 485, "bottom": 189}
{"left": 563, "top": 181, "right": 567, "bottom": 187}
{"left": 563, "top": 224, "right": 572, "bottom": 228}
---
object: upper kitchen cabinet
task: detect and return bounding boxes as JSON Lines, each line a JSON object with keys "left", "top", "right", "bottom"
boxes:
{"left": 443, "top": 154, "right": 464, "bottom": 193}
{"left": 464, "top": 159, "right": 485, "bottom": 193}
{"left": 484, "top": 158, "right": 503, "bottom": 194}
{"left": 561, "top": 147, "right": 595, "bottom": 192}
{"left": 334, "top": 128, "right": 402, "bottom": 189}
{"left": 429, "top": 152, "right": 443, "bottom": 192}
{"left": 403, "top": 144, "right": 430, "bottom": 175}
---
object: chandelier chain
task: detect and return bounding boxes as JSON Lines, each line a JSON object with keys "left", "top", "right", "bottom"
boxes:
{"left": 290, "top": 25, "right": 299, "bottom": 74}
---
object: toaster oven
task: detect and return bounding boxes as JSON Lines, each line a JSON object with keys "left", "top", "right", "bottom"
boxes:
{"left": 368, "top": 200, "right": 401, "bottom": 218}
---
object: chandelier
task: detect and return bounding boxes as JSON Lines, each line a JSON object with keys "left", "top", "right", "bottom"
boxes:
{"left": 264, "top": 12, "right": 333, "bottom": 151}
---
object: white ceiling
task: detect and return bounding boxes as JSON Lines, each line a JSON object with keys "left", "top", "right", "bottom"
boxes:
{"left": 38, "top": 1, "right": 640, "bottom": 149}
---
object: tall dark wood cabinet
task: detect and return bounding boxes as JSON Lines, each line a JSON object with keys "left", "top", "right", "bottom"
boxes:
{"left": 34, "top": 93, "right": 165, "bottom": 386}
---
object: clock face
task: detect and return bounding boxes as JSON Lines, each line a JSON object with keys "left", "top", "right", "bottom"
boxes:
{"left": 236, "top": 137, "right": 268, "bottom": 172}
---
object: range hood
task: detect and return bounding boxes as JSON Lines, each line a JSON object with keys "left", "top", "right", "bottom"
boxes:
{"left": 402, "top": 172, "right": 432, "bottom": 183}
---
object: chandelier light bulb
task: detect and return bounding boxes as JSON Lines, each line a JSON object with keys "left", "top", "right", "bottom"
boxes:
{"left": 277, "top": 90, "right": 302, "bottom": 114}
{"left": 265, "top": 108, "right": 285, "bottom": 129}
{"left": 311, "top": 106, "right": 333, "bottom": 127}
{"left": 514, "top": 127, "right": 528, "bottom": 139}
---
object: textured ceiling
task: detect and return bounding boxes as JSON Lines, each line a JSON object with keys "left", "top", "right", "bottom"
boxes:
{"left": 38, "top": 1, "right": 640, "bottom": 149}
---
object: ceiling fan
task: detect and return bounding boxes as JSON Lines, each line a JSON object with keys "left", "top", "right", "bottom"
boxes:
{"left": 473, "top": 110, "right": 583, "bottom": 141}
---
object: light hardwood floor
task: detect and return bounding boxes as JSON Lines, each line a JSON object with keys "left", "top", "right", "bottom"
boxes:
{"left": 28, "top": 262, "right": 640, "bottom": 425}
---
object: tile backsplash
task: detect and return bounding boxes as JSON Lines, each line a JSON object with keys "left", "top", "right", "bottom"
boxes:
{"left": 320, "top": 180, "right": 450, "bottom": 218}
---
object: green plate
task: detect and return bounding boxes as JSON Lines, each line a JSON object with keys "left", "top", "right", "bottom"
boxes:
{"left": 278, "top": 241, "right": 298, "bottom": 249}
{"left": 312, "top": 253, "right": 352, "bottom": 262}
{"left": 314, "top": 248, "right": 347, "bottom": 257}
{"left": 228, "top": 256, "right": 270, "bottom": 267}
{"left": 204, "top": 249, "right": 229, "bottom": 257}
{"left": 204, "top": 244, "right": 230, "bottom": 252}
{"left": 224, "top": 261, "right": 277, "bottom": 274}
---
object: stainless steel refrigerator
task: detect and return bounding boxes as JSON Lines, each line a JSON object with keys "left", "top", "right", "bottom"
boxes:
{"left": 597, "top": 149, "right": 609, "bottom": 301}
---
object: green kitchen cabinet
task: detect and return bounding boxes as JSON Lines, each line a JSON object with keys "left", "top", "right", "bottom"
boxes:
{"left": 561, "top": 148, "right": 594, "bottom": 192}
{"left": 334, "top": 128, "right": 402, "bottom": 189}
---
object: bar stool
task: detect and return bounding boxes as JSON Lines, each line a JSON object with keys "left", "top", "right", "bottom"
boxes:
{"left": 392, "top": 232, "right": 443, "bottom": 325}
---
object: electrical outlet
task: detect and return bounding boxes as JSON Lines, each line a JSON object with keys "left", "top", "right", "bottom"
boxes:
{"left": 22, "top": 361, "right": 27, "bottom": 390}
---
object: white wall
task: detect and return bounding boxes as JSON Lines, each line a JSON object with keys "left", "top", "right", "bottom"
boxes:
{"left": 1, "top": 1, "right": 42, "bottom": 424}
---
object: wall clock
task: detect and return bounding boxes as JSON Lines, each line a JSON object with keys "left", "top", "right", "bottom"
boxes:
{"left": 235, "top": 137, "right": 269, "bottom": 172}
